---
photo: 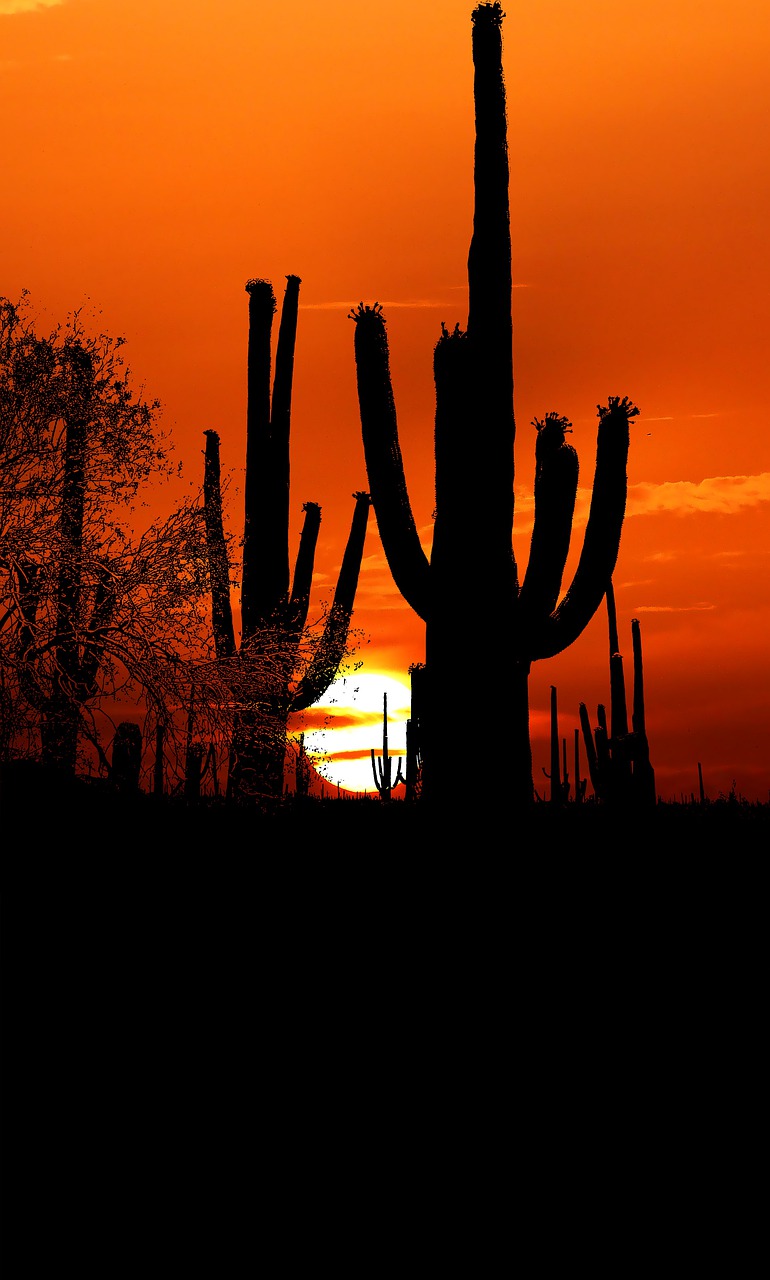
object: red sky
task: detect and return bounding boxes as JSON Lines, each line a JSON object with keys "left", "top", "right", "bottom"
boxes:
{"left": 3, "top": 0, "right": 770, "bottom": 801}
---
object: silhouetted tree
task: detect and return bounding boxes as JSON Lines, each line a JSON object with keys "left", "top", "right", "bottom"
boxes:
{"left": 202, "top": 275, "right": 371, "bottom": 802}
{"left": 110, "top": 721, "right": 142, "bottom": 793}
{"left": 0, "top": 293, "right": 213, "bottom": 779}
{"left": 351, "top": 3, "right": 638, "bottom": 813}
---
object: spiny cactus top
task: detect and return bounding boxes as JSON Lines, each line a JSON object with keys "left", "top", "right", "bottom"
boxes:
{"left": 472, "top": 2, "right": 505, "bottom": 28}
{"left": 245, "top": 276, "right": 274, "bottom": 293}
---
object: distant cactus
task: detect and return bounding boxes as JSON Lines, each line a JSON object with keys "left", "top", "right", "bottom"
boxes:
{"left": 351, "top": 3, "right": 638, "bottom": 812}
{"left": 542, "top": 686, "right": 570, "bottom": 805}
{"left": 579, "top": 580, "right": 656, "bottom": 807}
{"left": 371, "top": 691, "right": 405, "bottom": 802}
{"left": 697, "top": 761, "right": 706, "bottom": 804}
{"left": 203, "top": 275, "right": 371, "bottom": 801}
{"left": 573, "top": 729, "right": 587, "bottom": 804}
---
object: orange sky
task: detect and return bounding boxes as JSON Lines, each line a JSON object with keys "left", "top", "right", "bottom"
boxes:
{"left": 3, "top": 0, "right": 770, "bottom": 801}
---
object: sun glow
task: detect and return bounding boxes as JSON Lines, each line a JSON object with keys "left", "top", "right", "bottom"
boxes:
{"left": 298, "top": 672, "right": 412, "bottom": 795}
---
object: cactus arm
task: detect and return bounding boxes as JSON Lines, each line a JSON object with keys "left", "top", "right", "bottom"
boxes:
{"left": 519, "top": 414, "right": 578, "bottom": 624}
{"left": 606, "top": 576, "right": 620, "bottom": 660}
{"left": 595, "top": 718, "right": 610, "bottom": 782}
{"left": 547, "top": 685, "right": 563, "bottom": 804}
{"left": 203, "top": 429, "right": 237, "bottom": 660}
{"left": 269, "top": 274, "right": 302, "bottom": 598}
{"left": 241, "top": 278, "right": 277, "bottom": 640}
{"left": 609, "top": 650, "right": 629, "bottom": 743}
{"left": 285, "top": 500, "right": 321, "bottom": 638}
{"left": 290, "top": 492, "right": 371, "bottom": 712}
{"left": 631, "top": 616, "right": 657, "bottom": 806}
{"left": 631, "top": 618, "right": 647, "bottom": 739}
{"left": 533, "top": 397, "right": 639, "bottom": 660}
{"left": 351, "top": 304, "right": 430, "bottom": 621}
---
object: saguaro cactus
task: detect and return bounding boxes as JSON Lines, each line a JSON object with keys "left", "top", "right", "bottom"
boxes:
{"left": 371, "top": 691, "right": 405, "bottom": 802}
{"left": 351, "top": 3, "right": 638, "bottom": 811}
{"left": 579, "top": 580, "right": 656, "bottom": 807}
{"left": 203, "top": 275, "right": 371, "bottom": 801}
{"left": 542, "top": 685, "right": 570, "bottom": 805}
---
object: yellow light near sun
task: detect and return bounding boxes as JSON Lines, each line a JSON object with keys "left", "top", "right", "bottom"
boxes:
{"left": 300, "top": 673, "right": 411, "bottom": 796}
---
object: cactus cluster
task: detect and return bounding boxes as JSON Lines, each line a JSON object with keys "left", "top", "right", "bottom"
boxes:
{"left": 203, "top": 275, "right": 371, "bottom": 801}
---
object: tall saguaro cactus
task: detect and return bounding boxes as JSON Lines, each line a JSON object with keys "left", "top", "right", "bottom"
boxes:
{"left": 203, "top": 275, "right": 371, "bottom": 801}
{"left": 351, "top": 3, "right": 638, "bottom": 811}
{"left": 371, "top": 691, "right": 405, "bottom": 802}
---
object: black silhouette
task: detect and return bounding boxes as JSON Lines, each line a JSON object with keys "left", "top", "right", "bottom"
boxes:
{"left": 579, "top": 579, "right": 656, "bottom": 808}
{"left": 110, "top": 721, "right": 142, "bottom": 793}
{"left": 0, "top": 294, "right": 208, "bottom": 782}
{"left": 202, "top": 275, "right": 371, "bottom": 802}
{"left": 370, "top": 691, "right": 405, "bottom": 802}
{"left": 351, "top": 3, "right": 639, "bottom": 814}
{"left": 404, "top": 661, "right": 425, "bottom": 803}
{"left": 543, "top": 685, "right": 571, "bottom": 806}
{"left": 294, "top": 731, "right": 312, "bottom": 798}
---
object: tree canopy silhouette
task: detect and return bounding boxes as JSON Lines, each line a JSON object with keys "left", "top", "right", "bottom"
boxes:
{"left": 0, "top": 292, "right": 213, "bottom": 779}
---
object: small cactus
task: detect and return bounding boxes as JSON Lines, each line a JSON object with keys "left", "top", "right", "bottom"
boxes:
{"left": 579, "top": 580, "right": 656, "bottom": 807}
{"left": 371, "top": 692, "right": 405, "bottom": 802}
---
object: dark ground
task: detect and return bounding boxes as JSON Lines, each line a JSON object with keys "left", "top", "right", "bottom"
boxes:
{"left": 1, "top": 765, "right": 765, "bottom": 1265}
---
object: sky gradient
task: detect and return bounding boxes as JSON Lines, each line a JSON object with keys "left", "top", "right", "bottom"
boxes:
{"left": 3, "top": 0, "right": 770, "bottom": 800}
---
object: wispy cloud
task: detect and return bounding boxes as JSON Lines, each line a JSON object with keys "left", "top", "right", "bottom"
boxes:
{"left": 0, "top": 1, "right": 66, "bottom": 14}
{"left": 627, "top": 473, "right": 770, "bottom": 518}
{"left": 634, "top": 602, "right": 716, "bottom": 613}
{"left": 512, "top": 473, "right": 770, "bottom": 534}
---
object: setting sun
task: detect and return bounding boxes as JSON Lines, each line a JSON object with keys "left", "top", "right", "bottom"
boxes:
{"left": 296, "top": 672, "right": 411, "bottom": 796}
